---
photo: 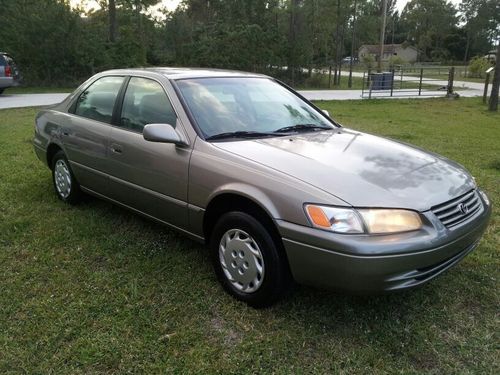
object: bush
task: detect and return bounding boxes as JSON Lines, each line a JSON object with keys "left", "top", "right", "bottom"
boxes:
{"left": 303, "top": 72, "right": 329, "bottom": 88}
{"left": 468, "top": 56, "right": 492, "bottom": 78}
{"left": 362, "top": 55, "right": 375, "bottom": 70}
{"left": 388, "top": 56, "right": 406, "bottom": 69}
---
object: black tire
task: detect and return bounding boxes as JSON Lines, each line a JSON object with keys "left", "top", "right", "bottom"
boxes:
{"left": 210, "top": 211, "right": 292, "bottom": 308}
{"left": 0, "top": 88, "right": 4, "bottom": 95}
{"left": 51, "top": 150, "right": 82, "bottom": 204}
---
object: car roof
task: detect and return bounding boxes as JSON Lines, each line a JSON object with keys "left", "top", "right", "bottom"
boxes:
{"left": 101, "top": 67, "right": 269, "bottom": 80}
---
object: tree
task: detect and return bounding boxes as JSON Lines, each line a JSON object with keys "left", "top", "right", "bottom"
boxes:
{"left": 488, "top": 43, "right": 500, "bottom": 112}
{"left": 460, "top": 0, "right": 499, "bottom": 63}
{"left": 108, "top": 0, "right": 117, "bottom": 42}
{"left": 400, "top": 0, "right": 458, "bottom": 61}
{"left": 0, "top": 0, "right": 496, "bottom": 89}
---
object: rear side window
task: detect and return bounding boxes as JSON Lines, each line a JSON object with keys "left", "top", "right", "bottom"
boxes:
{"left": 74, "top": 76, "right": 125, "bottom": 124}
{"left": 120, "top": 77, "right": 177, "bottom": 133}
{"left": 0, "top": 55, "right": 6, "bottom": 66}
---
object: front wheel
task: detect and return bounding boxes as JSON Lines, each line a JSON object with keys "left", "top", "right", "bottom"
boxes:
{"left": 51, "top": 150, "right": 82, "bottom": 204}
{"left": 210, "top": 211, "right": 292, "bottom": 308}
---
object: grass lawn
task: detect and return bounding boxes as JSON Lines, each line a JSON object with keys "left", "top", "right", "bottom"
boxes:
{"left": 0, "top": 98, "right": 498, "bottom": 373}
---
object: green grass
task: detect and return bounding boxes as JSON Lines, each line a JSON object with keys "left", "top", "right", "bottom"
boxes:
{"left": 0, "top": 99, "right": 499, "bottom": 373}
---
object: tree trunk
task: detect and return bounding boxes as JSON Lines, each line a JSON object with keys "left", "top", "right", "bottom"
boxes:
{"left": 463, "top": 32, "right": 470, "bottom": 66}
{"left": 337, "top": 17, "right": 345, "bottom": 86}
{"left": 334, "top": 0, "right": 340, "bottom": 86}
{"left": 378, "top": 0, "right": 388, "bottom": 72}
{"left": 288, "top": 0, "right": 300, "bottom": 84}
{"left": 348, "top": 0, "right": 357, "bottom": 88}
{"left": 108, "top": 0, "right": 117, "bottom": 42}
{"left": 488, "top": 43, "right": 500, "bottom": 112}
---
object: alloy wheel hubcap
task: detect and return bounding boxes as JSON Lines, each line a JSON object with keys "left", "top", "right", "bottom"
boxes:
{"left": 54, "top": 159, "right": 71, "bottom": 199}
{"left": 219, "top": 229, "right": 265, "bottom": 293}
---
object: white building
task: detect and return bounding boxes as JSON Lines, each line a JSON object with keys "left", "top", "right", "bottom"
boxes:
{"left": 358, "top": 44, "right": 418, "bottom": 63}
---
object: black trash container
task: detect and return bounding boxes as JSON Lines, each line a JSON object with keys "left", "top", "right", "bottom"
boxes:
{"left": 369, "top": 73, "right": 384, "bottom": 90}
{"left": 382, "top": 72, "right": 394, "bottom": 90}
{"left": 369, "top": 72, "right": 394, "bottom": 90}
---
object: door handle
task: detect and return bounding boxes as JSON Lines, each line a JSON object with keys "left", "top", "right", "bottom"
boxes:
{"left": 110, "top": 143, "right": 123, "bottom": 154}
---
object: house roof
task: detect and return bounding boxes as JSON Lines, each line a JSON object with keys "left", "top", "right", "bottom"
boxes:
{"left": 359, "top": 44, "right": 417, "bottom": 54}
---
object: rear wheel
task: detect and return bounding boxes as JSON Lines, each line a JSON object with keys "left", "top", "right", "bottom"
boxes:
{"left": 210, "top": 211, "right": 291, "bottom": 308}
{"left": 51, "top": 150, "right": 82, "bottom": 204}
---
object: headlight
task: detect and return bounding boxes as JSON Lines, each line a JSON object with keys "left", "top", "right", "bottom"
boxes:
{"left": 305, "top": 205, "right": 422, "bottom": 234}
{"left": 305, "top": 205, "right": 364, "bottom": 233}
{"left": 478, "top": 189, "right": 490, "bottom": 206}
{"left": 358, "top": 209, "right": 422, "bottom": 234}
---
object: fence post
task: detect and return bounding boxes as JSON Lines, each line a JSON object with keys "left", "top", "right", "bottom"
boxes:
{"left": 368, "top": 69, "right": 373, "bottom": 99}
{"left": 328, "top": 66, "right": 332, "bottom": 88}
{"left": 362, "top": 72, "right": 365, "bottom": 98}
{"left": 483, "top": 73, "right": 491, "bottom": 104}
{"left": 390, "top": 69, "right": 394, "bottom": 97}
{"left": 447, "top": 67, "right": 455, "bottom": 96}
{"left": 418, "top": 68, "right": 423, "bottom": 96}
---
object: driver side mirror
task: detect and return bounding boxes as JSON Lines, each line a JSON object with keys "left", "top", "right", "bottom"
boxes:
{"left": 143, "top": 123, "right": 188, "bottom": 146}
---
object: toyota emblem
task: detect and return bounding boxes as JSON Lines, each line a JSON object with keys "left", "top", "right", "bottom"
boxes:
{"left": 458, "top": 203, "right": 469, "bottom": 215}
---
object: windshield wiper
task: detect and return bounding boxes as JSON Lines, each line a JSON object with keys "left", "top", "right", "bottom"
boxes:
{"left": 206, "top": 131, "right": 282, "bottom": 141}
{"left": 274, "top": 124, "right": 332, "bottom": 133}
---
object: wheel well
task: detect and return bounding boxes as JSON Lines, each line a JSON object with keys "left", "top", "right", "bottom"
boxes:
{"left": 46, "top": 144, "right": 62, "bottom": 169}
{"left": 203, "top": 193, "right": 281, "bottom": 245}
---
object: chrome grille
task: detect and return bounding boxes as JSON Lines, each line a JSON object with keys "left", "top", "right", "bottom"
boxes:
{"left": 431, "top": 190, "right": 482, "bottom": 228}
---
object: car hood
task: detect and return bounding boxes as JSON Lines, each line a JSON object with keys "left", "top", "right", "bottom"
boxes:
{"left": 214, "top": 129, "right": 475, "bottom": 211}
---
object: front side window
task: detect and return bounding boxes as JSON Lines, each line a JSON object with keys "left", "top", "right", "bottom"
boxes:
{"left": 120, "top": 77, "right": 177, "bottom": 133}
{"left": 176, "top": 77, "right": 334, "bottom": 138}
{"left": 74, "top": 76, "right": 124, "bottom": 124}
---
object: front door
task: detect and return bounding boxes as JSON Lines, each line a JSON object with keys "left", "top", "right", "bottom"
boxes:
{"left": 105, "top": 76, "right": 191, "bottom": 230}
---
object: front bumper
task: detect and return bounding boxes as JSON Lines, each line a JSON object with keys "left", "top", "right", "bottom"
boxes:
{"left": 278, "top": 193, "right": 492, "bottom": 292}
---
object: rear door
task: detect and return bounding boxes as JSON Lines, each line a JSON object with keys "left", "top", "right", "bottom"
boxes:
{"left": 63, "top": 75, "right": 126, "bottom": 195}
{"left": 105, "top": 76, "right": 191, "bottom": 229}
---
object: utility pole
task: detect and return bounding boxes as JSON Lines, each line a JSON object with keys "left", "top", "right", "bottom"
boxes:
{"left": 348, "top": 0, "right": 357, "bottom": 88}
{"left": 377, "top": 0, "right": 388, "bottom": 72}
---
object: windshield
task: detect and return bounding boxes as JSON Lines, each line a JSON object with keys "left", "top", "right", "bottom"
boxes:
{"left": 176, "top": 77, "right": 335, "bottom": 139}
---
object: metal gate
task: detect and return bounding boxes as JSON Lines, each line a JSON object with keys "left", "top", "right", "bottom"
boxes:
{"left": 361, "top": 66, "right": 455, "bottom": 99}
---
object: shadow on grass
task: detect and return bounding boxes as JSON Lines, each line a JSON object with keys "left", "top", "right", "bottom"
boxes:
{"left": 74, "top": 192, "right": 445, "bottom": 323}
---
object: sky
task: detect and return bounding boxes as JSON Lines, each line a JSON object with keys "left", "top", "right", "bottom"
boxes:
{"left": 396, "top": 0, "right": 461, "bottom": 11}
{"left": 71, "top": 0, "right": 464, "bottom": 15}
{"left": 70, "top": 0, "right": 180, "bottom": 13}
{"left": 157, "top": 0, "right": 464, "bottom": 13}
